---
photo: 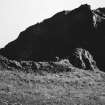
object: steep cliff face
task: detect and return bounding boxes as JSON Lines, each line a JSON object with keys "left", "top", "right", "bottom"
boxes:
{"left": 0, "top": 4, "right": 105, "bottom": 71}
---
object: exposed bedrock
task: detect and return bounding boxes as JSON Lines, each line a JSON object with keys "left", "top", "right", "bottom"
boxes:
{"left": 0, "top": 4, "right": 105, "bottom": 71}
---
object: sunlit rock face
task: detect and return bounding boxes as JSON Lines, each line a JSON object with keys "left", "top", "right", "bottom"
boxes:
{"left": 0, "top": 4, "right": 105, "bottom": 71}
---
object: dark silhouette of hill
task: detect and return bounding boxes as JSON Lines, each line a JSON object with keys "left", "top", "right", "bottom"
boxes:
{"left": 0, "top": 4, "right": 105, "bottom": 71}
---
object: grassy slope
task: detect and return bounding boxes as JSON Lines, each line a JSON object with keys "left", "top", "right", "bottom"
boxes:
{"left": 0, "top": 59, "right": 105, "bottom": 105}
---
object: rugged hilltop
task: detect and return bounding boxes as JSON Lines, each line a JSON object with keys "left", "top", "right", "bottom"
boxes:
{"left": 0, "top": 4, "right": 105, "bottom": 105}
{"left": 0, "top": 4, "right": 105, "bottom": 71}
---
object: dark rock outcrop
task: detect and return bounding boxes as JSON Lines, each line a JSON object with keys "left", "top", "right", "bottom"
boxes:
{"left": 0, "top": 4, "right": 105, "bottom": 71}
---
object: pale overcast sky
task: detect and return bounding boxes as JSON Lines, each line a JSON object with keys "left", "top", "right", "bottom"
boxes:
{"left": 0, "top": 0, "right": 105, "bottom": 48}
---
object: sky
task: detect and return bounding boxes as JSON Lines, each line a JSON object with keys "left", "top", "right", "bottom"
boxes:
{"left": 0, "top": 0, "right": 105, "bottom": 48}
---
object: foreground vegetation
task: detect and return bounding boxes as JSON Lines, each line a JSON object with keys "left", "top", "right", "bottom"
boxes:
{"left": 0, "top": 55, "right": 105, "bottom": 105}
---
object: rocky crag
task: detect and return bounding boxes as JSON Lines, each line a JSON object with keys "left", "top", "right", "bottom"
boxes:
{"left": 0, "top": 4, "right": 105, "bottom": 71}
